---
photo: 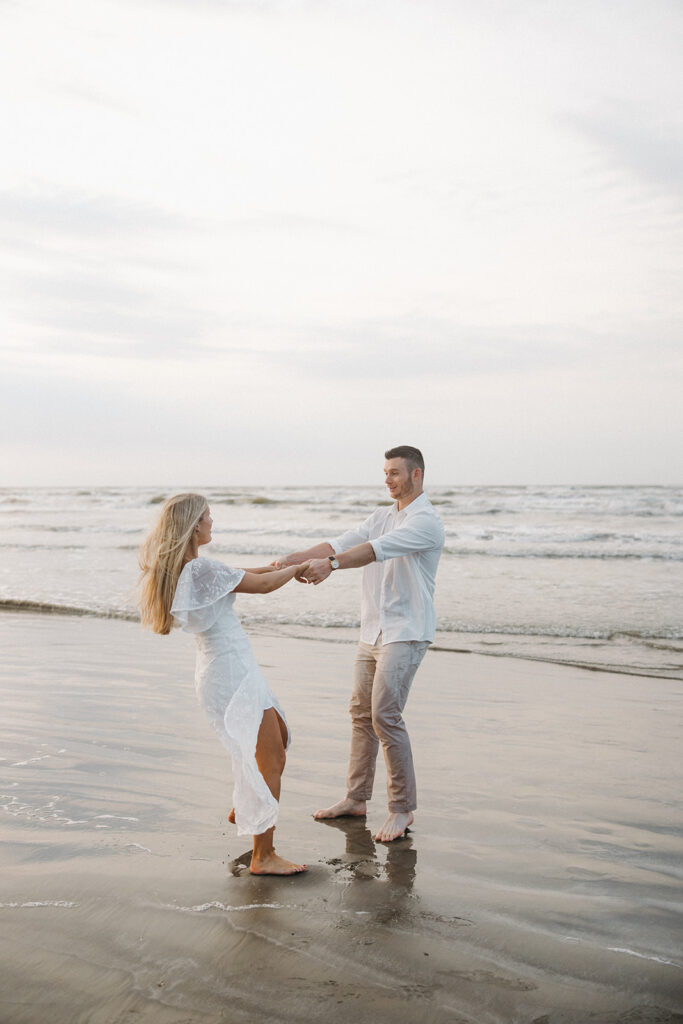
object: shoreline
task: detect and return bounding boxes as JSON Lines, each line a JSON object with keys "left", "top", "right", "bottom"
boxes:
{"left": 1, "top": 611, "right": 682, "bottom": 1022}
{"left": 0, "top": 603, "right": 680, "bottom": 681}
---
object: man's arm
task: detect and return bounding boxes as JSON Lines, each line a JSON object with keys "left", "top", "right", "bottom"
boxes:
{"left": 274, "top": 542, "right": 334, "bottom": 568}
{"left": 276, "top": 512, "right": 376, "bottom": 573}
{"left": 305, "top": 513, "right": 443, "bottom": 584}
{"left": 303, "top": 542, "right": 376, "bottom": 585}
{"left": 371, "top": 513, "right": 444, "bottom": 562}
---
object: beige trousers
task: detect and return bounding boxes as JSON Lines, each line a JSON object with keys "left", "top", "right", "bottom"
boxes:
{"left": 346, "top": 636, "right": 429, "bottom": 814}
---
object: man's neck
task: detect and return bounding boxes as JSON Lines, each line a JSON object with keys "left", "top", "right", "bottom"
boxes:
{"left": 397, "top": 489, "right": 424, "bottom": 511}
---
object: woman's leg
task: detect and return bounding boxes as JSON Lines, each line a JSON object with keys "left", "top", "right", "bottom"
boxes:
{"left": 250, "top": 708, "right": 305, "bottom": 875}
{"left": 228, "top": 710, "right": 288, "bottom": 825}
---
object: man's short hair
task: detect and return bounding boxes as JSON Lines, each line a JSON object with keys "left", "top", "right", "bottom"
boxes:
{"left": 384, "top": 445, "right": 425, "bottom": 477}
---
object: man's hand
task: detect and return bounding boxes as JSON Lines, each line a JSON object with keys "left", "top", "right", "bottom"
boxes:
{"left": 303, "top": 557, "right": 333, "bottom": 585}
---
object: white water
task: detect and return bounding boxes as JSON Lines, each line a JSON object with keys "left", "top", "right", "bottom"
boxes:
{"left": 1, "top": 484, "right": 681, "bottom": 677}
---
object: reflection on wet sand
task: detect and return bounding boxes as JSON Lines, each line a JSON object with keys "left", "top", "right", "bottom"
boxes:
{"left": 229, "top": 817, "right": 417, "bottom": 895}
{"left": 318, "top": 816, "right": 417, "bottom": 889}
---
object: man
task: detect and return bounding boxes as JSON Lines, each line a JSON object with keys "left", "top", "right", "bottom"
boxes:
{"left": 278, "top": 446, "right": 444, "bottom": 842}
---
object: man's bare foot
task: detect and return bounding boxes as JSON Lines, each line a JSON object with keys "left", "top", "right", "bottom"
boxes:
{"left": 374, "top": 812, "right": 413, "bottom": 842}
{"left": 228, "top": 807, "right": 236, "bottom": 824}
{"left": 249, "top": 853, "right": 307, "bottom": 875}
{"left": 313, "top": 797, "right": 367, "bottom": 820}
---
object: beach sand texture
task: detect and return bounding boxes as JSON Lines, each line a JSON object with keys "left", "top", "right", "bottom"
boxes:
{"left": 1, "top": 611, "right": 681, "bottom": 1024}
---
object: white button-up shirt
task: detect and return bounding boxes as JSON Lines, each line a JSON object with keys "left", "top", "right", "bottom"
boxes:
{"left": 329, "top": 492, "right": 445, "bottom": 645}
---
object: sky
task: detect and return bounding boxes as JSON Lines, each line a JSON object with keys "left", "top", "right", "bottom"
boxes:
{"left": 1, "top": 0, "right": 681, "bottom": 486}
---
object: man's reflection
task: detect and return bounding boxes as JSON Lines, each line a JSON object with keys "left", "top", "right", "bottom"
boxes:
{"left": 318, "top": 816, "right": 417, "bottom": 895}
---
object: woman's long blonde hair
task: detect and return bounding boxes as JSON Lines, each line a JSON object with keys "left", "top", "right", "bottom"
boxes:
{"left": 138, "top": 492, "right": 208, "bottom": 634}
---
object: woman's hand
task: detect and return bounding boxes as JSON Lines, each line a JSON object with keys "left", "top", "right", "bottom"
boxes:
{"left": 270, "top": 557, "right": 297, "bottom": 569}
{"left": 294, "top": 561, "right": 310, "bottom": 582}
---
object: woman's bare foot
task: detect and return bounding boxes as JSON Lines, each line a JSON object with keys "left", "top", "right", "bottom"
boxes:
{"left": 313, "top": 797, "right": 367, "bottom": 820}
{"left": 374, "top": 812, "right": 413, "bottom": 842}
{"left": 250, "top": 852, "right": 307, "bottom": 875}
{"left": 228, "top": 807, "right": 236, "bottom": 824}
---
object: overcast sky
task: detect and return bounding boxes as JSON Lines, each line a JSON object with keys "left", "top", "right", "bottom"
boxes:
{"left": 1, "top": 0, "right": 681, "bottom": 486}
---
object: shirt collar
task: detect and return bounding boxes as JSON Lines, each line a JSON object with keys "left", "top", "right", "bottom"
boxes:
{"left": 391, "top": 492, "right": 429, "bottom": 516}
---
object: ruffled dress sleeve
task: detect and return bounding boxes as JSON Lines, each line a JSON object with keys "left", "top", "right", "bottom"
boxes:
{"left": 171, "top": 558, "right": 245, "bottom": 633}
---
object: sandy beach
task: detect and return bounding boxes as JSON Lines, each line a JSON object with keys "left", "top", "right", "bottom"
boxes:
{"left": 1, "top": 610, "right": 681, "bottom": 1024}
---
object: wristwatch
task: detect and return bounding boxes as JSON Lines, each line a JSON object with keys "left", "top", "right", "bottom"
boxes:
{"left": 328, "top": 555, "right": 340, "bottom": 570}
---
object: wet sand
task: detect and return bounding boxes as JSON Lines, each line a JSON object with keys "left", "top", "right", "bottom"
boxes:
{"left": 0, "top": 611, "right": 681, "bottom": 1024}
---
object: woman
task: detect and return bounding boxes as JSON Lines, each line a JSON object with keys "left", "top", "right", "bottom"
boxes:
{"left": 139, "top": 493, "right": 309, "bottom": 875}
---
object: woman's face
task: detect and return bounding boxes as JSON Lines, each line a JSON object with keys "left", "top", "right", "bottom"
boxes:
{"left": 196, "top": 507, "right": 213, "bottom": 547}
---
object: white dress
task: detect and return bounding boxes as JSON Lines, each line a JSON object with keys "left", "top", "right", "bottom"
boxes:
{"left": 171, "top": 557, "right": 290, "bottom": 837}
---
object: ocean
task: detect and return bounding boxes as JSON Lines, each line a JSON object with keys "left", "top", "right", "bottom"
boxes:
{"left": 1, "top": 484, "right": 681, "bottom": 679}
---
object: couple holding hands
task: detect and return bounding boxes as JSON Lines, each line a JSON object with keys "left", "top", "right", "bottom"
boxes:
{"left": 139, "top": 446, "right": 444, "bottom": 875}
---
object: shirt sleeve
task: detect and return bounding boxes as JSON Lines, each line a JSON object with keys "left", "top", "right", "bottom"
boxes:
{"left": 171, "top": 559, "right": 245, "bottom": 633}
{"left": 371, "top": 512, "right": 444, "bottom": 563}
{"left": 328, "top": 512, "right": 375, "bottom": 554}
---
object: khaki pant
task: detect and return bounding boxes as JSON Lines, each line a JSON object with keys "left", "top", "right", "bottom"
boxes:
{"left": 346, "top": 636, "right": 429, "bottom": 813}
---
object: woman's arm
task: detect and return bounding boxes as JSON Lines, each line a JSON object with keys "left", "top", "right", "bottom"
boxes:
{"left": 238, "top": 564, "right": 279, "bottom": 574}
{"left": 234, "top": 562, "right": 310, "bottom": 595}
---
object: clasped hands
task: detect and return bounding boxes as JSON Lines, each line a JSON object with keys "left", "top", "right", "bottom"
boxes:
{"left": 271, "top": 556, "right": 332, "bottom": 585}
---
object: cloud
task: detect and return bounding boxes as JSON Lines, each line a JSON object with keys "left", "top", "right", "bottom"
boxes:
{"left": 0, "top": 188, "right": 195, "bottom": 239}
{"left": 126, "top": 0, "right": 319, "bottom": 13}
{"left": 220, "top": 211, "right": 365, "bottom": 237}
{"left": 242, "top": 311, "right": 683, "bottom": 382}
{"left": 0, "top": 366, "right": 162, "bottom": 447}
{"left": 234, "top": 318, "right": 593, "bottom": 380}
{"left": 51, "top": 81, "right": 138, "bottom": 116}
{"left": 0, "top": 188, "right": 211, "bottom": 357}
{"left": 564, "top": 101, "right": 683, "bottom": 196}
{"left": 19, "top": 305, "right": 218, "bottom": 356}
{"left": 2, "top": 269, "right": 220, "bottom": 357}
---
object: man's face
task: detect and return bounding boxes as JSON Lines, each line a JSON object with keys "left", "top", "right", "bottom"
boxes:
{"left": 384, "top": 458, "right": 417, "bottom": 503}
